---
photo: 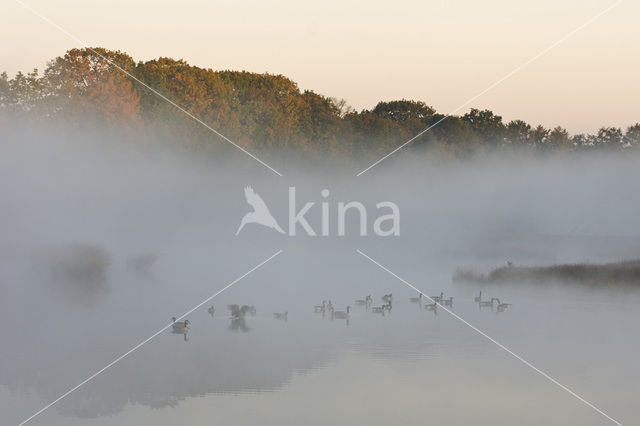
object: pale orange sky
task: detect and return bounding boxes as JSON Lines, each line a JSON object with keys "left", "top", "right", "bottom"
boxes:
{"left": 3, "top": 0, "right": 639, "bottom": 134}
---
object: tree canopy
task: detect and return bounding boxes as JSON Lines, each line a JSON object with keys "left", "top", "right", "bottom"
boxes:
{"left": 2, "top": 47, "right": 638, "bottom": 159}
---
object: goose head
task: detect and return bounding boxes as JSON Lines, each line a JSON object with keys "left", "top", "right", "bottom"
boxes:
{"left": 171, "top": 317, "right": 177, "bottom": 323}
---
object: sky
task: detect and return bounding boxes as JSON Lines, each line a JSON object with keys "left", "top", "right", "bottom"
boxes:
{"left": 2, "top": 0, "right": 639, "bottom": 134}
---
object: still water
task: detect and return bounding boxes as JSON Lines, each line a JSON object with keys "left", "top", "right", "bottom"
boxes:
{"left": 1, "top": 241, "right": 639, "bottom": 426}
{"left": 2, "top": 146, "right": 640, "bottom": 425}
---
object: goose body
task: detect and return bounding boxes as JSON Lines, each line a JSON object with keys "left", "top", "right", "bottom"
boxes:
{"left": 207, "top": 305, "right": 215, "bottom": 316}
{"left": 171, "top": 317, "right": 190, "bottom": 333}
{"left": 332, "top": 306, "right": 350, "bottom": 319}
{"left": 273, "top": 311, "right": 288, "bottom": 320}
{"left": 442, "top": 297, "right": 454, "bottom": 307}
{"left": 382, "top": 293, "right": 392, "bottom": 303}
{"left": 371, "top": 305, "right": 385, "bottom": 314}
{"left": 493, "top": 298, "right": 512, "bottom": 311}
{"left": 314, "top": 301, "right": 326, "bottom": 313}
{"left": 424, "top": 302, "right": 437, "bottom": 311}
{"left": 478, "top": 299, "right": 495, "bottom": 307}
{"left": 409, "top": 293, "right": 423, "bottom": 303}
{"left": 431, "top": 292, "right": 444, "bottom": 303}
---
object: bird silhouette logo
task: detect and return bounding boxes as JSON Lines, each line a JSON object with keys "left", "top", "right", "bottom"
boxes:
{"left": 236, "top": 186, "right": 285, "bottom": 235}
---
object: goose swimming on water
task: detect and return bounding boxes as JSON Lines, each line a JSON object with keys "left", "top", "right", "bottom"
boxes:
{"left": 332, "top": 306, "right": 350, "bottom": 319}
{"left": 431, "top": 292, "right": 444, "bottom": 303}
{"left": 409, "top": 292, "right": 423, "bottom": 303}
{"left": 273, "top": 311, "right": 288, "bottom": 321}
{"left": 171, "top": 317, "right": 190, "bottom": 333}
{"left": 493, "top": 298, "right": 512, "bottom": 311}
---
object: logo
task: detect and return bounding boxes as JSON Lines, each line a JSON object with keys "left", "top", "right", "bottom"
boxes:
{"left": 236, "top": 186, "right": 286, "bottom": 235}
{"left": 236, "top": 187, "right": 400, "bottom": 236}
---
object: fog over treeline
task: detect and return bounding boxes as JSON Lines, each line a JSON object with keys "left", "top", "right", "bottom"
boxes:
{"left": 2, "top": 47, "right": 640, "bottom": 169}
{"left": 3, "top": 48, "right": 640, "bottom": 426}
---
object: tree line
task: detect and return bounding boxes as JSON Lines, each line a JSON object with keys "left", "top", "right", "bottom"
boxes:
{"left": 2, "top": 47, "right": 639, "bottom": 159}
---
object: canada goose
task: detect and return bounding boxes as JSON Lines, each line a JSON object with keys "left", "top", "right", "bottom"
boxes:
{"left": 478, "top": 299, "right": 495, "bottom": 308}
{"left": 442, "top": 297, "right": 454, "bottom": 307}
{"left": 409, "top": 292, "right": 423, "bottom": 303}
{"left": 332, "top": 306, "right": 350, "bottom": 319}
{"left": 243, "top": 305, "right": 257, "bottom": 316}
{"left": 171, "top": 317, "right": 190, "bottom": 333}
{"left": 382, "top": 293, "right": 392, "bottom": 303}
{"left": 371, "top": 305, "right": 385, "bottom": 314}
{"left": 314, "top": 301, "right": 326, "bottom": 313}
{"left": 431, "top": 292, "right": 444, "bottom": 303}
{"left": 273, "top": 311, "right": 288, "bottom": 321}
{"left": 207, "top": 305, "right": 215, "bottom": 316}
{"left": 493, "top": 298, "right": 512, "bottom": 311}
{"left": 356, "top": 295, "right": 373, "bottom": 306}
{"left": 228, "top": 304, "right": 256, "bottom": 318}
{"left": 474, "top": 291, "right": 482, "bottom": 302}
{"left": 327, "top": 301, "right": 334, "bottom": 311}
{"left": 424, "top": 302, "right": 437, "bottom": 311}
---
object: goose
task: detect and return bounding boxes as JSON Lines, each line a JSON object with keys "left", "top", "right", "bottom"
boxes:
{"left": 171, "top": 317, "right": 190, "bottom": 333}
{"left": 273, "top": 311, "right": 288, "bottom": 321}
{"left": 332, "top": 306, "right": 350, "bottom": 319}
{"left": 354, "top": 298, "right": 368, "bottom": 306}
{"left": 442, "top": 297, "right": 454, "bottom": 307}
{"left": 242, "top": 305, "right": 257, "bottom": 316}
{"left": 409, "top": 292, "right": 423, "bottom": 303}
{"left": 207, "top": 305, "right": 215, "bottom": 316}
{"left": 474, "top": 291, "right": 482, "bottom": 303}
{"left": 371, "top": 305, "right": 385, "bottom": 314}
{"left": 478, "top": 299, "right": 495, "bottom": 307}
{"left": 424, "top": 302, "right": 437, "bottom": 311}
{"left": 431, "top": 292, "right": 444, "bottom": 303}
{"left": 228, "top": 304, "right": 255, "bottom": 319}
{"left": 382, "top": 293, "right": 392, "bottom": 303}
{"left": 493, "top": 298, "right": 512, "bottom": 311}
{"left": 314, "top": 301, "right": 326, "bottom": 313}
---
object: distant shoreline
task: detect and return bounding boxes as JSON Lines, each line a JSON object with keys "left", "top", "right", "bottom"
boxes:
{"left": 453, "top": 260, "right": 640, "bottom": 286}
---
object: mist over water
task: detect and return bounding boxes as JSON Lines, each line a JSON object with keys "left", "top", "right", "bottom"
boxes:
{"left": 1, "top": 125, "right": 640, "bottom": 425}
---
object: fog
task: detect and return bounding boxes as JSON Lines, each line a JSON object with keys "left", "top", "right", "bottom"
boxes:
{"left": 1, "top": 125, "right": 639, "bottom": 425}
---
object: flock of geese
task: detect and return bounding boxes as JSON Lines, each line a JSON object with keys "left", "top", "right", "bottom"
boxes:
{"left": 170, "top": 290, "right": 512, "bottom": 339}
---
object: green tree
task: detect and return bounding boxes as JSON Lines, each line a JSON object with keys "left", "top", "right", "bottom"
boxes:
{"left": 547, "top": 126, "right": 571, "bottom": 149}
{"left": 462, "top": 108, "right": 505, "bottom": 145}
{"left": 506, "top": 120, "right": 531, "bottom": 145}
